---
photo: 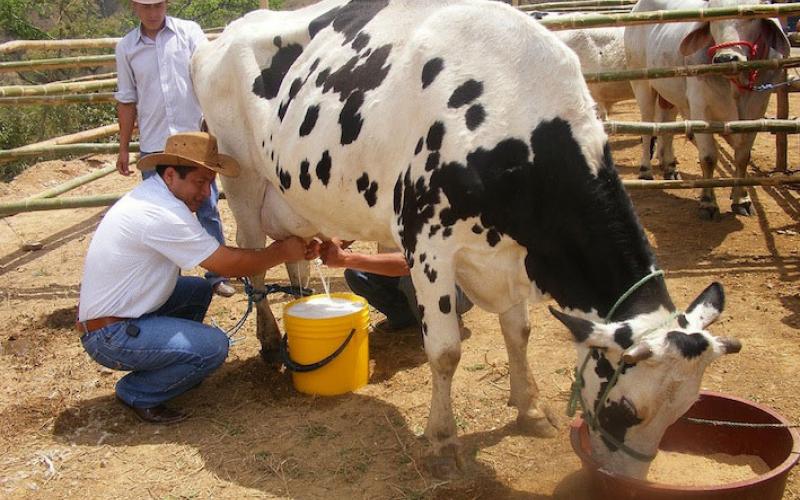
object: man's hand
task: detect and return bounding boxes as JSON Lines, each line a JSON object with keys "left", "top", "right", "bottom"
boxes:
{"left": 270, "top": 236, "right": 320, "bottom": 262}
{"left": 320, "top": 239, "right": 349, "bottom": 268}
{"left": 117, "top": 148, "right": 131, "bottom": 176}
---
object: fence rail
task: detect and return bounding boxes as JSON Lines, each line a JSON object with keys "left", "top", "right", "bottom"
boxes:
{"left": 0, "top": 54, "right": 116, "bottom": 73}
{"left": 605, "top": 119, "right": 800, "bottom": 135}
{"left": 0, "top": 142, "right": 138, "bottom": 161}
{"left": 0, "top": 92, "right": 116, "bottom": 106}
{"left": 0, "top": 79, "right": 116, "bottom": 98}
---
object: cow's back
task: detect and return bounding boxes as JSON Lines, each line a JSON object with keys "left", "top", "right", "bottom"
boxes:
{"left": 194, "top": 0, "right": 605, "bottom": 254}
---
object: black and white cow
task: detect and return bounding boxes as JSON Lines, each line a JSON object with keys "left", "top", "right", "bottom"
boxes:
{"left": 193, "top": 0, "right": 740, "bottom": 478}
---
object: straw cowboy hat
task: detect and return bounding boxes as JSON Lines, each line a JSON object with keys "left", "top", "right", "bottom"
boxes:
{"left": 137, "top": 132, "right": 240, "bottom": 177}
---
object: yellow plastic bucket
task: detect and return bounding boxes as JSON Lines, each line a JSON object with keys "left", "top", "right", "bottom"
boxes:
{"left": 282, "top": 292, "right": 369, "bottom": 396}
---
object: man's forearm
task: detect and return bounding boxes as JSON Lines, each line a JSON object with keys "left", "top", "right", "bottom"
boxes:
{"left": 201, "top": 245, "right": 293, "bottom": 278}
{"left": 338, "top": 252, "right": 410, "bottom": 277}
{"left": 117, "top": 102, "right": 136, "bottom": 149}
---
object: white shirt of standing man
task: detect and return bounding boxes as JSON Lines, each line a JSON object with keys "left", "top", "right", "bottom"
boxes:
{"left": 114, "top": 0, "right": 206, "bottom": 175}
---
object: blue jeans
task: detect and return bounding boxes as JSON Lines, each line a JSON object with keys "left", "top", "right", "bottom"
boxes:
{"left": 344, "top": 270, "right": 473, "bottom": 329}
{"left": 141, "top": 158, "right": 226, "bottom": 287}
{"left": 81, "top": 277, "right": 229, "bottom": 408}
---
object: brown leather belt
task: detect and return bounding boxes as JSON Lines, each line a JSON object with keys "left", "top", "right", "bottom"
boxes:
{"left": 76, "top": 316, "right": 127, "bottom": 335}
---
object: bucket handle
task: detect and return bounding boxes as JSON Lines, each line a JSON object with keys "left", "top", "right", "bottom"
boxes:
{"left": 280, "top": 328, "right": 357, "bottom": 373}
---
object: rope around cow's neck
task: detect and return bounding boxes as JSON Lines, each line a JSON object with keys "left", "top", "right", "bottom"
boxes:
{"left": 567, "top": 269, "right": 672, "bottom": 463}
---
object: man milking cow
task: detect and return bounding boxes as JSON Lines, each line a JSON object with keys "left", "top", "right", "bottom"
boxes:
{"left": 77, "top": 132, "right": 319, "bottom": 424}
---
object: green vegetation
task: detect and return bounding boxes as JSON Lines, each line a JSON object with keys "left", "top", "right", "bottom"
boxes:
{"left": 0, "top": 0, "right": 284, "bottom": 180}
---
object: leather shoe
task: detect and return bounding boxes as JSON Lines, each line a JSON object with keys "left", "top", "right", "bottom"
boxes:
{"left": 213, "top": 281, "right": 236, "bottom": 298}
{"left": 116, "top": 397, "right": 188, "bottom": 425}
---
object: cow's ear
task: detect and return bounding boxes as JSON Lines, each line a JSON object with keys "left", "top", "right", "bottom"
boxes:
{"left": 549, "top": 306, "right": 616, "bottom": 349}
{"left": 761, "top": 19, "right": 790, "bottom": 57}
{"left": 684, "top": 282, "right": 724, "bottom": 330}
{"left": 679, "top": 24, "right": 712, "bottom": 56}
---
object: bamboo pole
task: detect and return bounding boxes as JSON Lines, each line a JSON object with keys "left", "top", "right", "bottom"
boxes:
{"left": 621, "top": 175, "right": 800, "bottom": 189}
{"left": 776, "top": 70, "right": 789, "bottom": 172}
{"left": 604, "top": 119, "right": 800, "bottom": 135}
{"left": 0, "top": 33, "right": 220, "bottom": 54}
{"left": 538, "top": 4, "right": 800, "bottom": 30}
{"left": 0, "top": 79, "right": 116, "bottom": 98}
{"left": 585, "top": 56, "right": 800, "bottom": 83}
{"left": 0, "top": 92, "right": 116, "bottom": 106}
{"left": 0, "top": 142, "right": 139, "bottom": 161}
{"left": 0, "top": 193, "right": 124, "bottom": 216}
{"left": 52, "top": 71, "right": 116, "bottom": 84}
{"left": 28, "top": 165, "right": 117, "bottom": 200}
{"left": 0, "top": 124, "right": 121, "bottom": 165}
{"left": 0, "top": 54, "right": 116, "bottom": 74}
{"left": 520, "top": 0, "right": 637, "bottom": 10}
{"left": 534, "top": 6, "right": 633, "bottom": 13}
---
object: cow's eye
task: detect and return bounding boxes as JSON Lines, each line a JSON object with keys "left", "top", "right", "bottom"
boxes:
{"left": 621, "top": 396, "right": 639, "bottom": 418}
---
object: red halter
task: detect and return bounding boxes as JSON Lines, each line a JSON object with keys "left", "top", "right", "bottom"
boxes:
{"left": 706, "top": 40, "right": 761, "bottom": 92}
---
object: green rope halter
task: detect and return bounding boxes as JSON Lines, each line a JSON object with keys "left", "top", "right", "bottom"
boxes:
{"left": 567, "top": 269, "right": 669, "bottom": 463}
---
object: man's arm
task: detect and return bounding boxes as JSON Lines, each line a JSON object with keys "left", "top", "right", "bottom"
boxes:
{"left": 116, "top": 102, "right": 136, "bottom": 176}
{"left": 320, "top": 240, "right": 409, "bottom": 277}
{"left": 201, "top": 236, "right": 319, "bottom": 277}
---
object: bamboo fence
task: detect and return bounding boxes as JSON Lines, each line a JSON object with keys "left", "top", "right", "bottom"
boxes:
{"left": 0, "top": 54, "right": 116, "bottom": 73}
{"left": 0, "top": 79, "right": 116, "bottom": 98}
{"left": 0, "top": 33, "right": 220, "bottom": 54}
{"left": 0, "top": 142, "right": 139, "bottom": 162}
{"left": 0, "top": 193, "right": 124, "bottom": 216}
{"left": 521, "top": 0, "right": 637, "bottom": 10}
{"left": 538, "top": 4, "right": 800, "bottom": 30}
{"left": 586, "top": 56, "right": 800, "bottom": 83}
{"left": 533, "top": 6, "right": 633, "bottom": 13}
{"left": 604, "top": 119, "right": 800, "bottom": 135}
{"left": 52, "top": 71, "right": 116, "bottom": 84}
{"left": 0, "top": 92, "right": 116, "bottom": 106}
{"left": 0, "top": 124, "right": 122, "bottom": 165}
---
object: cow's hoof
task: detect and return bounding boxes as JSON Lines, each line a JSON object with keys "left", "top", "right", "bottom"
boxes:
{"left": 259, "top": 347, "right": 283, "bottom": 368}
{"left": 664, "top": 171, "right": 681, "bottom": 181}
{"left": 698, "top": 206, "right": 720, "bottom": 221}
{"left": 425, "top": 444, "right": 463, "bottom": 479}
{"left": 731, "top": 202, "right": 754, "bottom": 216}
{"left": 517, "top": 404, "right": 560, "bottom": 438}
{"left": 638, "top": 172, "right": 654, "bottom": 181}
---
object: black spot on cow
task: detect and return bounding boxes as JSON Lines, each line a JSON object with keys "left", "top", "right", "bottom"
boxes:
{"left": 421, "top": 57, "right": 444, "bottom": 89}
{"left": 597, "top": 398, "right": 643, "bottom": 453}
{"left": 340, "top": 91, "right": 364, "bottom": 144}
{"left": 425, "top": 152, "right": 440, "bottom": 172}
{"left": 393, "top": 174, "right": 402, "bottom": 214}
{"left": 420, "top": 253, "right": 427, "bottom": 263}
{"left": 443, "top": 227, "right": 453, "bottom": 238}
{"left": 439, "top": 295, "right": 452, "bottom": 314}
{"left": 593, "top": 350, "right": 614, "bottom": 379}
{"left": 270, "top": 150, "right": 275, "bottom": 161}
{"left": 398, "top": 170, "right": 439, "bottom": 255}
{"left": 308, "top": 0, "right": 389, "bottom": 44}
{"left": 426, "top": 122, "right": 445, "bottom": 151}
{"left": 316, "top": 68, "right": 331, "bottom": 87}
{"left": 428, "top": 224, "right": 441, "bottom": 237}
{"left": 278, "top": 77, "right": 304, "bottom": 121}
{"left": 466, "top": 104, "right": 486, "bottom": 131}
{"left": 414, "top": 137, "right": 424, "bottom": 155}
{"left": 356, "top": 173, "right": 370, "bottom": 192}
{"left": 279, "top": 168, "right": 291, "bottom": 190}
{"left": 356, "top": 173, "right": 378, "bottom": 206}
{"left": 614, "top": 324, "right": 633, "bottom": 349}
{"left": 486, "top": 229, "right": 500, "bottom": 247}
{"left": 299, "top": 105, "right": 320, "bottom": 136}
{"left": 300, "top": 160, "right": 311, "bottom": 190}
{"left": 666, "top": 331, "right": 709, "bottom": 359}
{"left": 448, "top": 79, "right": 483, "bottom": 108}
{"left": 352, "top": 32, "right": 370, "bottom": 52}
{"left": 472, "top": 224, "right": 483, "bottom": 234}
{"left": 308, "top": 58, "right": 320, "bottom": 76}
{"left": 418, "top": 304, "right": 426, "bottom": 320}
{"left": 252, "top": 43, "right": 304, "bottom": 101}
{"left": 424, "top": 264, "right": 437, "bottom": 283}
{"left": 316, "top": 150, "right": 332, "bottom": 186}
{"left": 677, "top": 314, "right": 688, "bottom": 328}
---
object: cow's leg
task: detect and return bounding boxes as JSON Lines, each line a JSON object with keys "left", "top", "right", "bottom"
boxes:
{"left": 415, "top": 268, "right": 464, "bottom": 477}
{"left": 630, "top": 82, "right": 656, "bottom": 180}
{"left": 221, "top": 176, "right": 283, "bottom": 366}
{"left": 501, "top": 302, "right": 558, "bottom": 437}
{"left": 655, "top": 106, "right": 680, "bottom": 180}
{"left": 695, "top": 133, "right": 720, "bottom": 220}
{"left": 730, "top": 133, "right": 756, "bottom": 216}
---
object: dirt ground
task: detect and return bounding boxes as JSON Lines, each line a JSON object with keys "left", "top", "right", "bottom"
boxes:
{"left": 1, "top": 95, "right": 800, "bottom": 499}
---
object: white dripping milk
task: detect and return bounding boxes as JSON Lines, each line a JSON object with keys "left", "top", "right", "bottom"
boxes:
{"left": 286, "top": 296, "right": 364, "bottom": 319}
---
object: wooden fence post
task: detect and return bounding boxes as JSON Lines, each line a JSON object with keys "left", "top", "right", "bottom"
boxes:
{"left": 776, "top": 69, "right": 789, "bottom": 172}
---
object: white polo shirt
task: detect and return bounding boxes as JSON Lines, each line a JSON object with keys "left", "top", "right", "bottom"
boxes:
{"left": 78, "top": 175, "right": 220, "bottom": 321}
{"left": 115, "top": 16, "right": 206, "bottom": 152}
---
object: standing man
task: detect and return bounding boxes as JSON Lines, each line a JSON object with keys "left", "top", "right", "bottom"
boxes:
{"left": 79, "top": 132, "right": 319, "bottom": 424}
{"left": 114, "top": 0, "right": 236, "bottom": 297}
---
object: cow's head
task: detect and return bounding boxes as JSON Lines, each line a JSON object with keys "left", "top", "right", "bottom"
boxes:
{"left": 679, "top": 0, "right": 790, "bottom": 64}
{"left": 549, "top": 282, "right": 741, "bottom": 479}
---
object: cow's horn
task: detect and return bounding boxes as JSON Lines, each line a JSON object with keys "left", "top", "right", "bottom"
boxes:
{"left": 622, "top": 343, "right": 653, "bottom": 364}
{"left": 718, "top": 337, "right": 742, "bottom": 354}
